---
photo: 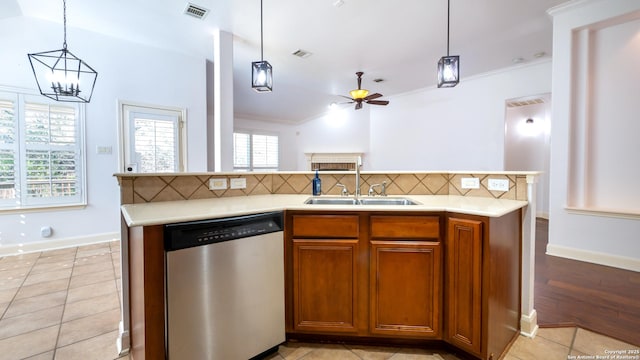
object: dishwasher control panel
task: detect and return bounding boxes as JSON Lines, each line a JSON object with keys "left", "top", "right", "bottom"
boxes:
{"left": 164, "top": 211, "right": 283, "bottom": 251}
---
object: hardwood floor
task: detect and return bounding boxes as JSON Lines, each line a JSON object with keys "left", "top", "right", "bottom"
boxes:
{"left": 535, "top": 218, "right": 640, "bottom": 346}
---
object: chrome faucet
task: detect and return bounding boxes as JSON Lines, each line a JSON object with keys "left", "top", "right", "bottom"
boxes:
{"left": 336, "top": 183, "right": 349, "bottom": 197}
{"left": 368, "top": 184, "right": 381, "bottom": 196}
{"left": 355, "top": 156, "right": 362, "bottom": 198}
{"left": 368, "top": 181, "right": 388, "bottom": 197}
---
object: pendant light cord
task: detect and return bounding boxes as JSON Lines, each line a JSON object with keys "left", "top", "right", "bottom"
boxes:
{"left": 62, "top": 0, "right": 68, "bottom": 50}
{"left": 446, "top": 0, "right": 450, "bottom": 56}
{"left": 260, "top": 0, "right": 264, "bottom": 61}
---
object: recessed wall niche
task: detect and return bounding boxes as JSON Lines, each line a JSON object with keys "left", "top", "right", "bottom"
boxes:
{"left": 567, "top": 13, "right": 640, "bottom": 214}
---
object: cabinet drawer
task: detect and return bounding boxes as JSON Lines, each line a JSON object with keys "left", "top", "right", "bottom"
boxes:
{"left": 370, "top": 215, "right": 439, "bottom": 239}
{"left": 292, "top": 215, "right": 359, "bottom": 238}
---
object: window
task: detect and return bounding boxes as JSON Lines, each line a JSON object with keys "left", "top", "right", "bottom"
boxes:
{"left": 0, "top": 90, "right": 85, "bottom": 210}
{"left": 119, "top": 103, "right": 185, "bottom": 173}
{"left": 233, "top": 131, "right": 279, "bottom": 171}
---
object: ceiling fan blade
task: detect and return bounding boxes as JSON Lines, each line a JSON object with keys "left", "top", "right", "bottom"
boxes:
{"left": 366, "top": 100, "right": 390, "bottom": 106}
{"left": 339, "top": 95, "right": 355, "bottom": 101}
{"left": 355, "top": 102, "right": 363, "bottom": 110}
{"left": 364, "top": 93, "right": 382, "bottom": 101}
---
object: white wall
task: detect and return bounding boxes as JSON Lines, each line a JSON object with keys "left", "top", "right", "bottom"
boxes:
{"left": 369, "top": 61, "right": 552, "bottom": 171}
{"left": 293, "top": 107, "right": 371, "bottom": 170}
{"left": 238, "top": 62, "right": 552, "bottom": 173}
{"left": 0, "top": 16, "right": 209, "bottom": 252}
{"left": 237, "top": 108, "right": 371, "bottom": 171}
{"left": 548, "top": 0, "right": 640, "bottom": 271}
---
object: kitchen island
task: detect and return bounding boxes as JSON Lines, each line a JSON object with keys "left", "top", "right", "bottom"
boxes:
{"left": 120, "top": 193, "right": 528, "bottom": 360}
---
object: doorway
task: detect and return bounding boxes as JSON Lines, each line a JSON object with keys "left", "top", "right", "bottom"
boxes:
{"left": 504, "top": 93, "right": 551, "bottom": 218}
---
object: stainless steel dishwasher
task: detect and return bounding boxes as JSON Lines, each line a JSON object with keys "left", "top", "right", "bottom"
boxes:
{"left": 164, "top": 211, "right": 285, "bottom": 360}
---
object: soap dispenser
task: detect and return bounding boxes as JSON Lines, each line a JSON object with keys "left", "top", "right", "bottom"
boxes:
{"left": 312, "top": 170, "right": 322, "bottom": 196}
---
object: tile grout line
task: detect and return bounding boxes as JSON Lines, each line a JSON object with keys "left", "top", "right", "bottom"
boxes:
{"left": 52, "top": 245, "right": 78, "bottom": 359}
{"left": 568, "top": 326, "right": 578, "bottom": 355}
{"left": 0, "top": 252, "right": 39, "bottom": 321}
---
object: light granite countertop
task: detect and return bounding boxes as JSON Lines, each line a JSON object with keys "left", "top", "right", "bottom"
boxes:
{"left": 121, "top": 194, "right": 527, "bottom": 227}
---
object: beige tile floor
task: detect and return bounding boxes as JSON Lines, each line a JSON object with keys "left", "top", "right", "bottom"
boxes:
{"left": 0, "top": 242, "right": 637, "bottom": 360}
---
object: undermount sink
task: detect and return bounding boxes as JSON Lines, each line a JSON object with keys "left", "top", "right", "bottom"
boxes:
{"left": 304, "top": 197, "right": 360, "bottom": 205}
{"left": 358, "top": 198, "right": 418, "bottom": 206}
{"left": 304, "top": 197, "right": 418, "bottom": 206}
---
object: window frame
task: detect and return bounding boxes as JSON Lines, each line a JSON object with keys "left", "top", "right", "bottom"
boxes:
{"left": 0, "top": 86, "right": 87, "bottom": 212}
{"left": 233, "top": 129, "right": 280, "bottom": 172}
{"left": 118, "top": 101, "right": 187, "bottom": 173}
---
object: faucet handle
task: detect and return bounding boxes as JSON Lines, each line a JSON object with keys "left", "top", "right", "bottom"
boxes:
{"left": 381, "top": 181, "right": 387, "bottom": 196}
{"left": 336, "top": 183, "right": 349, "bottom": 197}
{"left": 368, "top": 184, "right": 381, "bottom": 197}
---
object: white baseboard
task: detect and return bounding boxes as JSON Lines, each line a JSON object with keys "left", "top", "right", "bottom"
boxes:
{"left": 546, "top": 243, "right": 640, "bottom": 272}
{"left": 0, "top": 232, "right": 120, "bottom": 257}
{"left": 117, "top": 320, "right": 130, "bottom": 356}
{"left": 520, "top": 309, "right": 539, "bottom": 338}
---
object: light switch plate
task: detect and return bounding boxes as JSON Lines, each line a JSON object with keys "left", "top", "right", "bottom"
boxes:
{"left": 230, "top": 177, "right": 247, "bottom": 189}
{"left": 209, "top": 178, "right": 227, "bottom": 190}
{"left": 461, "top": 177, "right": 480, "bottom": 189}
{"left": 488, "top": 178, "right": 509, "bottom": 192}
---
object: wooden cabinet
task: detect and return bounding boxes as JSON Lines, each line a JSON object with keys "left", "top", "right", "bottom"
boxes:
{"left": 369, "top": 215, "right": 442, "bottom": 338}
{"left": 285, "top": 212, "right": 444, "bottom": 339}
{"left": 289, "top": 214, "right": 366, "bottom": 334}
{"left": 446, "top": 217, "right": 483, "bottom": 354}
{"left": 127, "top": 224, "right": 166, "bottom": 360}
{"left": 286, "top": 210, "right": 521, "bottom": 360}
{"left": 445, "top": 212, "right": 522, "bottom": 360}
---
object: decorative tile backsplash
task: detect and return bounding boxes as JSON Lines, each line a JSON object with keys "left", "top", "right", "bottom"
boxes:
{"left": 116, "top": 172, "right": 532, "bottom": 205}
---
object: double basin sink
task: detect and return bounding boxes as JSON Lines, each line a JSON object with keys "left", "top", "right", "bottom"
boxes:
{"left": 304, "top": 197, "right": 418, "bottom": 206}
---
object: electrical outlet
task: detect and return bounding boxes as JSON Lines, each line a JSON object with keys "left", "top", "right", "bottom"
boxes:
{"left": 461, "top": 177, "right": 480, "bottom": 189}
{"left": 209, "top": 178, "right": 227, "bottom": 190}
{"left": 230, "top": 178, "right": 247, "bottom": 189}
{"left": 488, "top": 178, "right": 509, "bottom": 192}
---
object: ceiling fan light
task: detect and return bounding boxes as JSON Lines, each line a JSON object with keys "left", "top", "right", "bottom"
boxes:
{"left": 349, "top": 88, "right": 369, "bottom": 99}
{"left": 252, "top": 60, "right": 272, "bottom": 92}
{"left": 437, "top": 55, "right": 459, "bottom": 88}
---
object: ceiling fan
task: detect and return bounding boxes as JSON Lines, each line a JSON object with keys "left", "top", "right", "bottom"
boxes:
{"left": 340, "top": 72, "right": 390, "bottom": 110}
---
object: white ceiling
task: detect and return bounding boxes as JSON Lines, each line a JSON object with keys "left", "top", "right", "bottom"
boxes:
{"left": 12, "top": 0, "right": 566, "bottom": 123}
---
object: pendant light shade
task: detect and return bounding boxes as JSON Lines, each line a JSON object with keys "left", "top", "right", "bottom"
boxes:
{"left": 349, "top": 89, "right": 369, "bottom": 100}
{"left": 437, "top": 55, "right": 459, "bottom": 88}
{"left": 437, "top": 0, "right": 459, "bottom": 88}
{"left": 252, "top": 0, "right": 272, "bottom": 92}
{"left": 27, "top": 0, "right": 98, "bottom": 102}
{"left": 252, "top": 60, "right": 272, "bottom": 92}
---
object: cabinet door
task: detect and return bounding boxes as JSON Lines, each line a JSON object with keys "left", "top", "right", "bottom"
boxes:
{"left": 292, "top": 239, "right": 359, "bottom": 333}
{"left": 446, "top": 217, "right": 483, "bottom": 355}
{"left": 370, "top": 241, "right": 442, "bottom": 338}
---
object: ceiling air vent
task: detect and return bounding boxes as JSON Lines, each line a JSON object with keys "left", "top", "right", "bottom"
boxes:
{"left": 292, "top": 49, "right": 312, "bottom": 59}
{"left": 506, "top": 98, "right": 546, "bottom": 108}
{"left": 184, "top": 3, "right": 209, "bottom": 20}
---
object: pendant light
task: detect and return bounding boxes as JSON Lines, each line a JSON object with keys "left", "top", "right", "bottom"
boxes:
{"left": 252, "top": 0, "right": 273, "bottom": 92}
{"left": 27, "top": 0, "right": 98, "bottom": 103}
{"left": 437, "top": 0, "right": 459, "bottom": 88}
